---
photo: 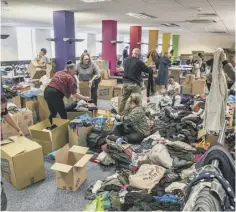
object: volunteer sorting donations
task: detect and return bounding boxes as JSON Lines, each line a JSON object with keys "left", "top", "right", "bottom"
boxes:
{"left": 77, "top": 52, "right": 101, "bottom": 105}
{"left": 44, "top": 60, "right": 90, "bottom": 123}
{"left": 119, "top": 48, "right": 151, "bottom": 114}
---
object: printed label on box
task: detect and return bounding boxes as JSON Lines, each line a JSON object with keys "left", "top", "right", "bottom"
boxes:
{"left": 99, "top": 88, "right": 109, "bottom": 96}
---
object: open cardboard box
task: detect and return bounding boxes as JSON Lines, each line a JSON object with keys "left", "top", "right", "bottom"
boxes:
{"left": 97, "top": 79, "right": 117, "bottom": 100}
{"left": 1, "top": 136, "right": 45, "bottom": 190}
{"left": 29, "top": 118, "right": 70, "bottom": 154}
{"left": 50, "top": 144, "right": 92, "bottom": 191}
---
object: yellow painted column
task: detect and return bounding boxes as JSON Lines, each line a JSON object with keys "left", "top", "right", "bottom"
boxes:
{"left": 147, "top": 30, "right": 158, "bottom": 64}
{"left": 162, "top": 33, "right": 171, "bottom": 55}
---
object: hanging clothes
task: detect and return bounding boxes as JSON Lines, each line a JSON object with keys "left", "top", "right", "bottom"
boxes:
{"left": 204, "top": 48, "right": 228, "bottom": 133}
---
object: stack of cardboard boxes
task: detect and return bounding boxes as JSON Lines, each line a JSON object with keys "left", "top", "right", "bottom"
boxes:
{"left": 182, "top": 74, "right": 206, "bottom": 95}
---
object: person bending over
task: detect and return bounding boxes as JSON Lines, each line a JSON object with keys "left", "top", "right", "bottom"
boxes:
{"left": 119, "top": 48, "right": 151, "bottom": 114}
{"left": 77, "top": 52, "right": 101, "bottom": 105}
{"left": 44, "top": 61, "right": 90, "bottom": 124}
{"left": 1, "top": 95, "right": 24, "bottom": 140}
{"left": 114, "top": 93, "right": 150, "bottom": 144}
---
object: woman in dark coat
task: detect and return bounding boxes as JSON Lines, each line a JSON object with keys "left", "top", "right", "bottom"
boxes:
{"left": 156, "top": 52, "right": 171, "bottom": 89}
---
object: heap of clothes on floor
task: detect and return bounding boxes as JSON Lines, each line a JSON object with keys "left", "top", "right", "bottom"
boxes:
{"left": 65, "top": 100, "right": 97, "bottom": 112}
{"left": 65, "top": 88, "right": 235, "bottom": 211}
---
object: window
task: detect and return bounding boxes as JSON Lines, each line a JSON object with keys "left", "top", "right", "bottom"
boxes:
{"left": 50, "top": 30, "right": 55, "bottom": 58}
{"left": 96, "top": 34, "right": 102, "bottom": 56}
{"left": 16, "top": 27, "right": 34, "bottom": 60}
{"left": 76, "top": 32, "right": 87, "bottom": 57}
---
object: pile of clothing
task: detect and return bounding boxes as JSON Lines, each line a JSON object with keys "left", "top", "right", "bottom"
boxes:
{"left": 69, "top": 114, "right": 106, "bottom": 129}
{"left": 65, "top": 100, "right": 97, "bottom": 112}
{"left": 2, "top": 86, "right": 18, "bottom": 99}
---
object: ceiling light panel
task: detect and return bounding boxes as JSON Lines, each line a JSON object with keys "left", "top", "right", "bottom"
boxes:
{"left": 126, "top": 13, "right": 158, "bottom": 19}
{"left": 80, "top": 0, "right": 111, "bottom": 3}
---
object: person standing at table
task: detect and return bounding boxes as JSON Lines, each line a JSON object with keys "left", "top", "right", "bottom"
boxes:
{"left": 77, "top": 52, "right": 101, "bottom": 105}
{"left": 44, "top": 61, "right": 90, "bottom": 124}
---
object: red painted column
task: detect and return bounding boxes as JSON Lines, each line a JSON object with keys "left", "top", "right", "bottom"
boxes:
{"left": 102, "top": 20, "right": 117, "bottom": 75}
{"left": 129, "top": 26, "right": 142, "bottom": 55}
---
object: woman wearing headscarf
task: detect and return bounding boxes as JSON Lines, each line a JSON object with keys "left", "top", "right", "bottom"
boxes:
{"left": 114, "top": 93, "right": 150, "bottom": 144}
{"left": 44, "top": 61, "right": 90, "bottom": 123}
{"left": 77, "top": 53, "right": 101, "bottom": 105}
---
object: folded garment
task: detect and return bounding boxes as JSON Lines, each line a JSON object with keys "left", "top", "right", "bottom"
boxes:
{"left": 153, "top": 194, "right": 177, "bottom": 203}
{"left": 165, "top": 182, "right": 187, "bottom": 194}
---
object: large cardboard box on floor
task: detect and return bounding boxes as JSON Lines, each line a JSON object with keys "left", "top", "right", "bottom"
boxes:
{"left": 2, "top": 110, "right": 33, "bottom": 140}
{"left": 192, "top": 79, "right": 206, "bottom": 95}
{"left": 1, "top": 136, "right": 45, "bottom": 190}
{"left": 11, "top": 96, "right": 21, "bottom": 108}
{"left": 113, "top": 84, "right": 123, "bottom": 97}
{"left": 98, "top": 79, "right": 117, "bottom": 100}
{"left": 29, "top": 118, "right": 70, "bottom": 154}
{"left": 79, "top": 82, "right": 91, "bottom": 98}
{"left": 68, "top": 126, "right": 93, "bottom": 147}
{"left": 50, "top": 144, "right": 92, "bottom": 191}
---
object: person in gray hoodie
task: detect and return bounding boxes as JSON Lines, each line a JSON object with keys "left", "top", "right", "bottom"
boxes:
{"left": 77, "top": 53, "right": 101, "bottom": 105}
{"left": 156, "top": 52, "right": 171, "bottom": 89}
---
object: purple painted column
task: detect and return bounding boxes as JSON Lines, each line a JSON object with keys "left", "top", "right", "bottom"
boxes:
{"left": 102, "top": 20, "right": 117, "bottom": 75}
{"left": 53, "top": 11, "right": 76, "bottom": 71}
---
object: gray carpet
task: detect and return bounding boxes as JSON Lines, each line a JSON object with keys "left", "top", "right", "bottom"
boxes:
{"left": 3, "top": 158, "right": 115, "bottom": 211}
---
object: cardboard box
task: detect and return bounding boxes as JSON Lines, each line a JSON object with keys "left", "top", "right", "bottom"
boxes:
{"left": 192, "top": 79, "right": 206, "bottom": 95}
{"left": 2, "top": 110, "right": 33, "bottom": 140}
{"left": 29, "top": 118, "right": 70, "bottom": 154}
{"left": 28, "top": 61, "right": 46, "bottom": 79}
{"left": 79, "top": 82, "right": 91, "bottom": 98}
{"left": 1, "top": 136, "right": 45, "bottom": 190}
{"left": 113, "top": 84, "right": 123, "bottom": 97}
{"left": 182, "top": 83, "right": 192, "bottom": 94}
{"left": 68, "top": 126, "right": 93, "bottom": 147}
{"left": 67, "top": 111, "right": 92, "bottom": 121}
{"left": 22, "top": 98, "right": 39, "bottom": 120}
{"left": 100, "top": 69, "right": 109, "bottom": 80}
{"left": 206, "top": 134, "right": 218, "bottom": 145}
{"left": 37, "top": 94, "right": 50, "bottom": 121}
{"left": 98, "top": 80, "right": 117, "bottom": 100}
{"left": 50, "top": 144, "right": 92, "bottom": 191}
{"left": 11, "top": 96, "right": 21, "bottom": 108}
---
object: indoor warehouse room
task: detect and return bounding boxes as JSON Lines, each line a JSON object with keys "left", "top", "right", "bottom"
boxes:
{"left": 0, "top": 0, "right": 235, "bottom": 211}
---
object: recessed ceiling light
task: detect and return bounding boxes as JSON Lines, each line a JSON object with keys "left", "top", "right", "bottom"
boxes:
{"left": 80, "top": 0, "right": 111, "bottom": 3}
{"left": 127, "top": 13, "right": 158, "bottom": 19}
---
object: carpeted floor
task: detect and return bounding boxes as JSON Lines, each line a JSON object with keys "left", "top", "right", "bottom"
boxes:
{"left": 3, "top": 158, "right": 115, "bottom": 211}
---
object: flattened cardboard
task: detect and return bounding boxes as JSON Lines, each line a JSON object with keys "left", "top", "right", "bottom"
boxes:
{"left": 51, "top": 144, "right": 91, "bottom": 191}
{"left": 29, "top": 118, "right": 70, "bottom": 154}
{"left": 98, "top": 80, "right": 117, "bottom": 100}
{"left": 11, "top": 96, "right": 21, "bottom": 108}
{"left": 68, "top": 126, "right": 93, "bottom": 147}
{"left": 1, "top": 136, "right": 45, "bottom": 190}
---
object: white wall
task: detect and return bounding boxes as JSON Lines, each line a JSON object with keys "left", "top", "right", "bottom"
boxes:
{"left": 35, "top": 29, "right": 52, "bottom": 58}
{"left": 178, "top": 34, "right": 235, "bottom": 55}
{"left": 1, "top": 26, "right": 18, "bottom": 61}
{"left": 87, "top": 33, "right": 96, "bottom": 56}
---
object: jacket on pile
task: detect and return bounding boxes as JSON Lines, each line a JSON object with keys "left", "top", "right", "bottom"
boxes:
{"left": 156, "top": 57, "right": 171, "bottom": 85}
{"left": 122, "top": 106, "right": 150, "bottom": 137}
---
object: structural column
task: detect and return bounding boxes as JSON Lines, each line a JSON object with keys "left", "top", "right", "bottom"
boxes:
{"left": 102, "top": 20, "right": 117, "bottom": 75}
{"left": 53, "top": 11, "right": 76, "bottom": 71}
{"left": 87, "top": 33, "right": 96, "bottom": 56}
{"left": 129, "top": 26, "right": 142, "bottom": 55}
{"left": 172, "top": 35, "right": 179, "bottom": 57}
{"left": 162, "top": 33, "right": 171, "bottom": 55}
{"left": 148, "top": 30, "right": 158, "bottom": 64}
